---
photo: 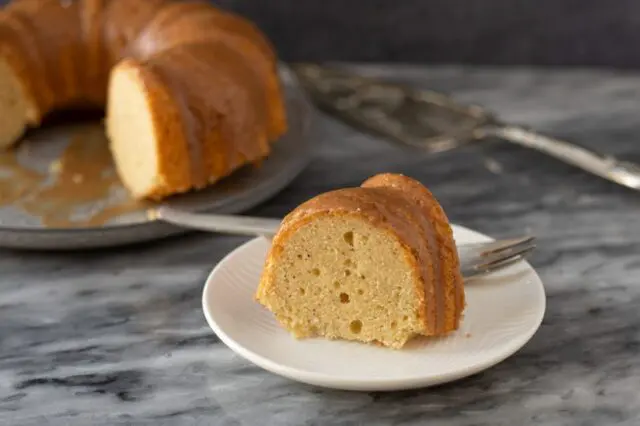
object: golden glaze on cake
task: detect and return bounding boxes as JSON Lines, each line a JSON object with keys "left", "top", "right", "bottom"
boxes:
{"left": 362, "top": 173, "right": 465, "bottom": 332}
{"left": 0, "top": 0, "right": 287, "bottom": 199}
{"left": 256, "top": 173, "right": 465, "bottom": 348}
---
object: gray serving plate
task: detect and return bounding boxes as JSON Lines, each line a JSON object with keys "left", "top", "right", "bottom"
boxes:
{"left": 0, "top": 66, "right": 314, "bottom": 250}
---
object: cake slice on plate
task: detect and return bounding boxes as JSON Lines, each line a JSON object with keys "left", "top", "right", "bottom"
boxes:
{"left": 256, "top": 173, "right": 465, "bottom": 349}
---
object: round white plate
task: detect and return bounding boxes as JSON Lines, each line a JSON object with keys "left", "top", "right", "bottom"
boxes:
{"left": 202, "top": 224, "right": 546, "bottom": 391}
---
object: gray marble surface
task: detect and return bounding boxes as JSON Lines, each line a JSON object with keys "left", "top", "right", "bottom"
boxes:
{"left": 1, "top": 65, "right": 640, "bottom": 425}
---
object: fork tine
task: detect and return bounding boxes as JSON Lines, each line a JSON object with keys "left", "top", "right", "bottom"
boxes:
{"left": 474, "top": 244, "right": 536, "bottom": 273}
{"left": 460, "top": 241, "right": 536, "bottom": 279}
{"left": 480, "top": 240, "right": 537, "bottom": 262}
{"left": 464, "top": 252, "right": 533, "bottom": 279}
{"left": 477, "top": 235, "right": 536, "bottom": 256}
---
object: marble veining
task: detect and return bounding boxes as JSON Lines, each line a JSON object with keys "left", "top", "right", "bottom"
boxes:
{"left": 1, "top": 65, "right": 640, "bottom": 425}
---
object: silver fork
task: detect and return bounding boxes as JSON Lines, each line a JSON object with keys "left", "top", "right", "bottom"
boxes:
{"left": 152, "top": 207, "right": 536, "bottom": 279}
{"left": 456, "top": 236, "right": 536, "bottom": 279}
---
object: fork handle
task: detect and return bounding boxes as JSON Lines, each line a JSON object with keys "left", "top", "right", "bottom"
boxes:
{"left": 485, "top": 125, "right": 640, "bottom": 190}
{"left": 154, "top": 207, "right": 281, "bottom": 238}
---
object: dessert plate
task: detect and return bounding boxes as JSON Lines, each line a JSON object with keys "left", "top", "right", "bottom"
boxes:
{"left": 202, "top": 224, "right": 546, "bottom": 391}
{"left": 0, "top": 66, "right": 313, "bottom": 250}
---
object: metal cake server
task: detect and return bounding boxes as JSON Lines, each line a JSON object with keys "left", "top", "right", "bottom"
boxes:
{"left": 292, "top": 63, "right": 640, "bottom": 191}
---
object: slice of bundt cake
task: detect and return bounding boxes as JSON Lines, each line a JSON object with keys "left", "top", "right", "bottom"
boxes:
{"left": 255, "top": 173, "right": 465, "bottom": 349}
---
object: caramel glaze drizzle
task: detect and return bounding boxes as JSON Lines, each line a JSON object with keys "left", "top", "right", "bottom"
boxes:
{"left": 0, "top": 124, "right": 149, "bottom": 228}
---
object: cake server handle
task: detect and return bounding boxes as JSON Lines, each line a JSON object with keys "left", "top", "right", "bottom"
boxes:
{"left": 483, "top": 125, "right": 640, "bottom": 191}
{"left": 152, "top": 207, "right": 281, "bottom": 238}
{"left": 293, "top": 63, "right": 640, "bottom": 192}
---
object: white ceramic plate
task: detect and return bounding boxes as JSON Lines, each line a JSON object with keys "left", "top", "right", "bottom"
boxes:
{"left": 202, "top": 224, "right": 546, "bottom": 391}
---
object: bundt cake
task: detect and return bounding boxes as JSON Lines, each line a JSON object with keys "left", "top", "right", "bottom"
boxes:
{"left": 0, "top": 0, "right": 287, "bottom": 199}
{"left": 256, "top": 173, "right": 465, "bottom": 349}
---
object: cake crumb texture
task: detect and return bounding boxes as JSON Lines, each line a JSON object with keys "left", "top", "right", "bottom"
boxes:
{"left": 256, "top": 173, "right": 465, "bottom": 349}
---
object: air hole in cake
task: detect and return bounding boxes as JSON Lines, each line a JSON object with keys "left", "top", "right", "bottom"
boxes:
{"left": 344, "top": 270, "right": 351, "bottom": 277}
{"left": 299, "top": 288, "right": 305, "bottom": 295}
{"left": 311, "top": 268, "right": 320, "bottom": 276}
{"left": 343, "top": 231, "right": 354, "bottom": 246}
{"left": 344, "top": 259, "right": 355, "bottom": 267}
{"left": 402, "top": 315, "right": 409, "bottom": 322}
{"left": 390, "top": 321, "right": 397, "bottom": 329}
{"left": 333, "top": 281, "right": 340, "bottom": 289}
{"left": 350, "top": 320, "right": 362, "bottom": 334}
{"left": 297, "top": 254, "right": 303, "bottom": 260}
{"left": 357, "top": 289, "right": 364, "bottom": 295}
{"left": 339, "top": 293, "right": 350, "bottom": 303}
{"left": 359, "top": 274, "right": 365, "bottom": 280}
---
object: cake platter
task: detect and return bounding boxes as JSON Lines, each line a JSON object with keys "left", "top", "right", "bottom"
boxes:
{"left": 0, "top": 66, "right": 314, "bottom": 250}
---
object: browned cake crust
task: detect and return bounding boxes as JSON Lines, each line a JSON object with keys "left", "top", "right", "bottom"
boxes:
{"left": 0, "top": 0, "right": 287, "bottom": 199}
{"left": 361, "top": 173, "right": 465, "bottom": 332}
{"left": 258, "top": 173, "right": 465, "bottom": 340}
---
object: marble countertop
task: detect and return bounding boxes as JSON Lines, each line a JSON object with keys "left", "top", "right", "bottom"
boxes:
{"left": 2, "top": 65, "right": 640, "bottom": 425}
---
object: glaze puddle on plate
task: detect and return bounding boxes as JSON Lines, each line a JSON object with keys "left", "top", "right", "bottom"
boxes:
{"left": 0, "top": 122, "right": 149, "bottom": 228}
{"left": 202, "top": 224, "right": 546, "bottom": 391}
